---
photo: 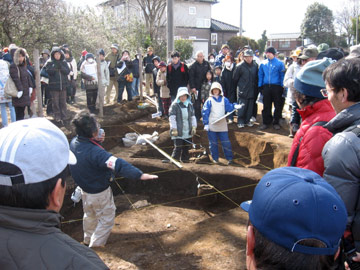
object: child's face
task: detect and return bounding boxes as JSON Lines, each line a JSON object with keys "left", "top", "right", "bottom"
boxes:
{"left": 215, "top": 68, "right": 221, "bottom": 76}
{"left": 212, "top": 89, "right": 220, "bottom": 96}
{"left": 206, "top": 72, "right": 212, "bottom": 80}
{"left": 160, "top": 66, "right": 166, "bottom": 72}
{"left": 179, "top": 94, "right": 188, "bottom": 102}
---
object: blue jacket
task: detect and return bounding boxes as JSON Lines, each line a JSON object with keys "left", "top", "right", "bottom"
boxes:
{"left": 202, "top": 95, "right": 235, "bottom": 125}
{"left": 69, "top": 136, "right": 143, "bottom": 194}
{"left": 258, "top": 57, "right": 285, "bottom": 87}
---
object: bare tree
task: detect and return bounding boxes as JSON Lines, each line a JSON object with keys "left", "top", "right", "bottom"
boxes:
{"left": 335, "top": 0, "right": 360, "bottom": 45}
{"left": 136, "top": 0, "right": 166, "bottom": 50}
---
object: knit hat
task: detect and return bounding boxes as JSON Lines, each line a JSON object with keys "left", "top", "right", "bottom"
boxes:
{"left": 316, "top": 48, "right": 344, "bottom": 61}
{"left": 317, "top": 43, "right": 329, "bottom": 53}
{"left": 110, "top": 44, "right": 119, "bottom": 51}
{"left": 85, "top": 53, "right": 94, "bottom": 60}
{"left": 0, "top": 118, "right": 76, "bottom": 186}
{"left": 346, "top": 45, "right": 360, "bottom": 59}
{"left": 98, "top": 49, "right": 105, "bottom": 56}
{"left": 241, "top": 167, "right": 347, "bottom": 255}
{"left": 81, "top": 50, "right": 88, "bottom": 57}
{"left": 243, "top": 49, "right": 254, "bottom": 57}
{"left": 265, "top": 47, "right": 276, "bottom": 55}
{"left": 299, "top": 48, "right": 318, "bottom": 60}
{"left": 294, "top": 58, "right": 335, "bottom": 98}
{"left": 159, "top": 61, "right": 166, "bottom": 67}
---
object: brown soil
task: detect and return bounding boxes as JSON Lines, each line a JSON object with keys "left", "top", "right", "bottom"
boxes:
{"left": 2, "top": 91, "right": 293, "bottom": 270}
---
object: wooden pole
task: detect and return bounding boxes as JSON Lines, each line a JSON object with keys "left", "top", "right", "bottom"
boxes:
{"left": 96, "top": 52, "right": 104, "bottom": 117}
{"left": 33, "top": 49, "right": 43, "bottom": 117}
{"left": 167, "top": 0, "right": 174, "bottom": 60}
{"left": 138, "top": 48, "right": 144, "bottom": 101}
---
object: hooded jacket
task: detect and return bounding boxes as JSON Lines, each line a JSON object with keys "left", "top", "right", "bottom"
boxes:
{"left": 169, "top": 87, "right": 196, "bottom": 138}
{"left": 322, "top": 102, "right": 360, "bottom": 250}
{"left": 287, "top": 99, "right": 335, "bottom": 176}
{"left": 0, "top": 205, "right": 108, "bottom": 269}
{"left": 44, "top": 47, "right": 70, "bottom": 91}
{"left": 202, "top": 82, "right": 236, "bottom": 132}
{"left": 39, "top": 49, "right": 51, "bottom": 69}
{"left": 10, "top": 48, "right": 34, "bottom": 107}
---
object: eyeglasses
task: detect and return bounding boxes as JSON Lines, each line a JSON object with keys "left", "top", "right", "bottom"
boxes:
{"left": 320, "top": 89, "right": 328, "bottom": 97}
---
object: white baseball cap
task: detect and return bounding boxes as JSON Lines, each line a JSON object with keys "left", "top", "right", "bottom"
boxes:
{"left": 0, "top": 118, "right": 76, "bottom": 186}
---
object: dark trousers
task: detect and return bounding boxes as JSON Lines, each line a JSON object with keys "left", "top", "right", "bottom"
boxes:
{"left": 86, "top": 88, "right": 98, "bottom": 113}
{"left": 118, "top": 80, "right": 133, "bottom": 102}
{"left": 237, "top": 98, "right": 254, "bottom": 125}
{"left": 290, "top": 100, "right": 301, "bottom": 125}
{"left": 172, "top": 138, "right": 191, "bottom": 161}
{"left": 193, "top": 91, "right": 202, "bottom": 122}
{"left": 161, "top": 97, "right": 171, "bottom": 116}
{"left": 50, "top": 90, "right": 67, "bottom": 121}
{"left": 15, "top": 106, "right": 26, "bottom": 121}
{"left": 262, "top": 84, "right": 284, "bottom": 125}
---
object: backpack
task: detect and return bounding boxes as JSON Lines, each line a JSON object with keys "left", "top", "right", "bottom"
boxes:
{"left": 290, "top": 122, "right": 360, "bottom": 167}
{"left": 168, "top": 62, "right": 185, "bottom": 73}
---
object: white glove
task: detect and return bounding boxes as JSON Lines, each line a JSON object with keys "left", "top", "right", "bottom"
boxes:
{"left": 70, "top": 71, "right": 74, "bottom": 76}
{"left": 17, "top": 91, "right": 23, "bottom": 98}
{"left": 29, "top": 87, "right": 33, "bottom": 96}
{"left": 234, "top": 104, "right": 243, "bottom": 109}
{"left": 204, "top": 125, "right": 209, "bottom": 131}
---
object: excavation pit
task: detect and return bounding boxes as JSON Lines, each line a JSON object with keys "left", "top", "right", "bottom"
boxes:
{"left": 60, "top": 106, "right": 292, "bottom": 270}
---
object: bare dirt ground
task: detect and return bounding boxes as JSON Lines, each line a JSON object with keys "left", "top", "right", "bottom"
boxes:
{"left": 1, "top": 89, "right": 293, "bottom": 270}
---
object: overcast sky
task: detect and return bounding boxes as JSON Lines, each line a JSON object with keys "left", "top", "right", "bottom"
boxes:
{"left": 66, "top": 0, "right": 345, "bottom": 40}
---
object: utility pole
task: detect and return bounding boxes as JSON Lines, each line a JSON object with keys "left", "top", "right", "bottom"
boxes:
{"left": 33, "top": 49, "right": 43, "bottom": 117}
{"left": 239, "top": 0, "right": 243, "bottom": 37}
{"left": 167, "top": 0, "right": 174, "bottom": 60}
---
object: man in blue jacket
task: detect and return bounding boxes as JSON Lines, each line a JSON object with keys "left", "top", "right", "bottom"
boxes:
{"left": 258, "top": 47, "right": 285, "bottom": 130}
{"left": 70, "top": 111, "right": 158, "bottom": 248}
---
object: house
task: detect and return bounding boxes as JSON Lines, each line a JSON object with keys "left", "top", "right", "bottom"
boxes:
{"left": 267, "top": 33, "right": 303, "bottom": 57}
{"left": 99, "top": 0, "right": 239, "bottom": 58}
{"left": 210, "top": 19, "right": 239, "bottom": 54}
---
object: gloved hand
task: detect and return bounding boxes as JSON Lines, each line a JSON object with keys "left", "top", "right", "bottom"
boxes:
{"left": 170, "top": 129, "right": 178, "bottom": 137}
{"left": 234, "top": 104, "right": 243, "bottom": 109}
{"left": 17, "top": 91, "right": 23, "bottom": 98}
{"left": 29, "top": 87, "right": 33, "bottom": 96}
{"left": 204, "top": 125, "right": 209, "bottom": 131}
{"left": 191, "top": 126, "right": 197, "bottom": 136}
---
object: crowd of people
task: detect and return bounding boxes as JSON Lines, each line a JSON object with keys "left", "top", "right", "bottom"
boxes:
{"left": 0, "top": 39, "right": 360, "bottom": 269}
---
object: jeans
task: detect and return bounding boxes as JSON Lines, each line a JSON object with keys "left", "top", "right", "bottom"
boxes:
{"left": 290, "top": 100, "right": 301, "bottom": 125}
{"left": 131, "top": 77, "right": 139, "bottom": 97}
{"left": 207, "top": 131, "right": 233, "bottom": 161}
{"left": 118, "top": 80, "right": 133, "bottom": 102}
{"left": 0, "top": 102, "right": 16, "bottom": 126}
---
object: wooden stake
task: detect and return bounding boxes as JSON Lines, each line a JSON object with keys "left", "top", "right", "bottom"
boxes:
{"left": 33, "top": 49, "right": 43, "bottom": 117}
{"left": 96, "top": 52, "right": 104, "bottom": 117}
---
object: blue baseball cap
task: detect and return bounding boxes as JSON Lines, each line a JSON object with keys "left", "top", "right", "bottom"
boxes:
{"left": 241, "top": 167, "right": 347, "bottom": 255}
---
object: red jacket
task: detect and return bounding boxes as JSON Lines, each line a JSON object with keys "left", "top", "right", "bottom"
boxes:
{"left": 287, "top": 99, "right": 335, "bottom": 176}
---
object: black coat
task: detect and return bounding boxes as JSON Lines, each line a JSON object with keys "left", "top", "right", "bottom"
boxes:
{"left": 153, "top": 67, "right": 160, "bottom": 95}
{"left": 166, "top": 62, "right": 189, "bottom": 96}
{"left": 44, "top": 47, "right": 70, "bottom": 91}
{"left": 143, "top": 54, "right": 154, "bottom": 73}
{"left": 188, "top": 60, "right": 210, "bottom": 91}
{"left": 132, "top": 58, "right": 140, "bottom": 78}
{"left": 233, "top": 61, "right": 259, "bottom": 100}
{"left": 10, "top": 49, "right": 33, "bottom": 107}
{"left": 220, "top": 64, "right": 237, "bottom": 102}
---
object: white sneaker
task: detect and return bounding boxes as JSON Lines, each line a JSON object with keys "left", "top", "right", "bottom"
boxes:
{"left": 237, "top": 123, "right": 245, "bottom": 128}
{"left": 247, "top": 122, "right": 254, "bottom": 127}
{"left": 250, "top": 116, "right": 256, "bottom": 122}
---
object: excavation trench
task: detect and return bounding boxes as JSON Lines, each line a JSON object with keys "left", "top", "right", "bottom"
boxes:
{"left": 60, "top": 104, "right": 291, "bottom": 270}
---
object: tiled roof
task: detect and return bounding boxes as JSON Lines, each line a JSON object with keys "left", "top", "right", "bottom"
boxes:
{"left": 211, "top": 19, "right": 239, "bottom": 32}
{"left": 269, "top": 33, "right": 301, "bottom": 40}
{"left": 99, "top": 0, "right": 218, "bottom": 6}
